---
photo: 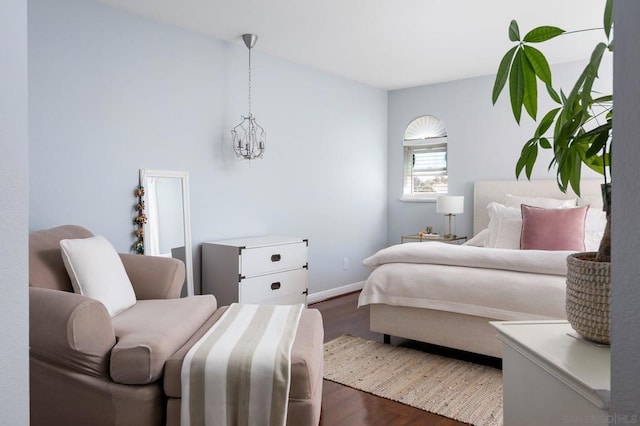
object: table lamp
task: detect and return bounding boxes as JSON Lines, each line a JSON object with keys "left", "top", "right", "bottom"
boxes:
{"left": 436, "top": 195, "right": 464, "bottom": 238}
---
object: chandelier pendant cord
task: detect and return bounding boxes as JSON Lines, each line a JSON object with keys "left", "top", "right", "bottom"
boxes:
{"left": 247, "top": 45, "right": 252, "bottom": 118}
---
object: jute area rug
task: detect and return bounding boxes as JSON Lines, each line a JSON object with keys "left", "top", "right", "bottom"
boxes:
{"left": 324, "top": 335, "right": 503, "bottom": 426}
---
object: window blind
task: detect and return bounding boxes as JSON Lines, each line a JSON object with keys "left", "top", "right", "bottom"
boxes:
{"left": 403, "top": 142, "right": 448, "bottom": 194}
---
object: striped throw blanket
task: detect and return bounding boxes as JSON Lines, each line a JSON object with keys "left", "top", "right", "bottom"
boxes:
{"left": 181, "top": 303, "right": 303, "bottom": 426}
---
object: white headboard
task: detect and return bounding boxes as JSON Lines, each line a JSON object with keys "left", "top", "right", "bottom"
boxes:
{"left": 473, "top": 179, "right": 604, "bottom": 235}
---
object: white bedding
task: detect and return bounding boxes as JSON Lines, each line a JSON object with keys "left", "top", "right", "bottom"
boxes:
{"left": 358, "top": 242, "right": 571, "bottom": 321}
{"left": 363, "top": 242, "right": 572, "bottom": 275}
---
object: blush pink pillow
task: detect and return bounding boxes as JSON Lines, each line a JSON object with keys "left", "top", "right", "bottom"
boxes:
{"left": 520, "top": 204, "right": 588, "bottom": 251}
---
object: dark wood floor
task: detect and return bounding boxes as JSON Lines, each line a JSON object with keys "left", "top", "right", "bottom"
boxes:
{"left": 310, "top": 291, "right": 501, "bottom": 426}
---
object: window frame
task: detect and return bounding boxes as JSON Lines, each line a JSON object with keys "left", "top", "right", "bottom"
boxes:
{"left": 401, "top": 116, "right": 448, "bottom": 202}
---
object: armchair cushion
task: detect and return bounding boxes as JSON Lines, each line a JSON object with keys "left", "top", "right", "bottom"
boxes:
{"left": 119, "top": 253, "right": 185, "bottom": 300}
{"left": 110, "top": 295, "right": 217, "bottom": 385}
{"left": 29, "top": 287, "right": 116, "bottom": 378}
{"left": 60, "top": 235, "right": 137, "bottom": 316}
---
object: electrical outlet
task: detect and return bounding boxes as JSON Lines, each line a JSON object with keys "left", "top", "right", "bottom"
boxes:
{"left": 343, "top": 258, "right": 349, "bottom": 271}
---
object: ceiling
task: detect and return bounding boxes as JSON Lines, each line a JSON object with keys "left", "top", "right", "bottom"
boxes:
{"left": 93, "top": 0, "right": 607, "bottom": 90}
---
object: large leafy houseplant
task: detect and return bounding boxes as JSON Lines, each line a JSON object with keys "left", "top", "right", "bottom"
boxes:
{"left": 492, "top": 0, "right": 613, "bottom": 263}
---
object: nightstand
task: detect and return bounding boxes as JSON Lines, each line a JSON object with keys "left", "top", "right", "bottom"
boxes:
{"left": 400, "top": 234, "right": 467, "bottom": 244}
{"left": 202, "top": 236, "right": 308, "bottom": 307}
{"left": 492, "top": 320, "right": 610, "bottom": 426}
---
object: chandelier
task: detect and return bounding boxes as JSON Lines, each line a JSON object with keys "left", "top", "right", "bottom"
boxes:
{"left": 232, "top": 34, "right": 266, "bottom": 160}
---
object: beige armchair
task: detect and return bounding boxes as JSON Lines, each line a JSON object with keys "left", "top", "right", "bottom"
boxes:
{"left": 29, "top": 225, "right": 324, "bottom": 426}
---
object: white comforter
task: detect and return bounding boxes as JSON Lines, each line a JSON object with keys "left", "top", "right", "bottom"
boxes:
{"left": 358, "top": 242, "right": 573, "bottom": 320}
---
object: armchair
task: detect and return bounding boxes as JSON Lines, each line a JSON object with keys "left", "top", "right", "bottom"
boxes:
{"left": 29, "top": 225, "right": 217, "bottom": 425}
{"left": 29, "top": 225, "right": 324, "bottom": 426}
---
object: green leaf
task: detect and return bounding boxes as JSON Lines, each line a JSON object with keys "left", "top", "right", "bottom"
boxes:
{"left": 492, "top": 46, "right": 518, "bottom": 104}
{"left": 604, "top": 0, "right": 613, "bottom": 40}
{"left": 592, "top": 94, "right": 613, "bottom": 104}
{"left": 509, "top": 20, "right": 520, "bottom": 42}
{"left": 564, "top": 43, "right": 605, "bottom": 111}
{"left": 534, "top": 108, "right": 560, "bottom": 138}
{"left": 525, "top": 143, "right": 538, "bottom": 179}
{"left": 522, "top": 54, "right": 538, "bottom": 119}
{"left": 539, "top": 138, "right": 551, "bottom": 149}
{"left": 523, "top": 45, "right": 553, "bottom": 85}
{"left": 523, "top": 26, "right": 565, "bottom": 43}
{"left": 509, "top": 49, "right": 525, "bottom": 123}
{"left": 560, "top": 89, "right": 568, "bottom": 104}
{"left": 546, "top": 84, "right": 561, "bottom": 104}
{"left": 584, "top": 130, "right": 609, "bottom": 158}
{"left": 557, "top": 108, "right": 587, "bottom": 148}
{"left": 569, "top": 170, "right": 582, "bottom": 197}
{"left": 515, "top": 152, "right": 527, "bottom": 178}
{"left": 583, "top": 153, "right": 605, "bottom": 174}
{"left": 516, "top": 139, "right": 536, "bottom": 179}
{"left": 558, "top": 145, "right": 582, "bottom": 194}
{"left": 558, "top": 150, "right": 573, "bottom": 192}
{"left": 580, "top": 43, "right": 607, "bottom": 108}
{"left": 581, "top": 121, "right": 612, "bottom": 140}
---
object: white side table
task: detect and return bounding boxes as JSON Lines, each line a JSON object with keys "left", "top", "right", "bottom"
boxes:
{"left": 400, "top": 234, "right": 467, "bottom": 244}
{"left": 492, "top": 320, "right": 610, "bottom": 426}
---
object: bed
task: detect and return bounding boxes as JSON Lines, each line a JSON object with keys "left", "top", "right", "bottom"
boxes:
{"left": 358, "top": 179, "right": 606, "bottom": 358}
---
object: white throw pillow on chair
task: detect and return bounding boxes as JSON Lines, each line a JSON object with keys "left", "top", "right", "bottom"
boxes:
{"left": 60, "top": 235, "right": 137, "bottom": 316}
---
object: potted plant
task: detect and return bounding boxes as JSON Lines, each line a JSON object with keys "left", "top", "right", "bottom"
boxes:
{"left": 492, "top": 0, "right": 613, "bottom": 343}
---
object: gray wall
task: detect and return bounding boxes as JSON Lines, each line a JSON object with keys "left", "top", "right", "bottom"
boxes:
{"left": 28, "top": 0, "right": 388, "bottom": 296}
{"left": 0, "top": 0, "right": 29, "bottom": 424}
{"left": 387, "top": 59, "right": 612, "bottom": 243}
{"left": 612, "top": 0, "right": 640, "bottom": 416}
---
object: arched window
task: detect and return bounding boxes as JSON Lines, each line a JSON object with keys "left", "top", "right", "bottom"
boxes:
{"left": 402, "top": 115, "right": 448, "bottom": 199}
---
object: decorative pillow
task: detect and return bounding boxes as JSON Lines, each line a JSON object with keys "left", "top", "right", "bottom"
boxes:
{"left": 493, "top": 217, "right": 523, "bottom": 249}
{"left": 486, "top": 202, "right": 521, "bottom": 248}
{"left": 584, "top": 207, "right": 607, "bottom": 252}
{"left": 520, "top": 204, "right": 588, "bottom": 251}
{"left": 504, "top": 194, "right": 577, "bottom": 209}
{"left": 60, "top": 235, "right": 137, "bottom": 316}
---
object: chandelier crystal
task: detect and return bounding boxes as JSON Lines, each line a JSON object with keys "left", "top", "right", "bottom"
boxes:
{"left": 232, "top": 34, "right": 265, "bottom": 160}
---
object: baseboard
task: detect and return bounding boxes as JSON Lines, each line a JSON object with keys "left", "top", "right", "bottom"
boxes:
{"left": 307, "top": 281, "right": 365, "bottom": 305}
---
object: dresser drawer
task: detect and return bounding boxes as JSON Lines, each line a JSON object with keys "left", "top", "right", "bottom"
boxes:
{"left": 259, "top": 292, "right": 307, "bottom": 306}
{"left": 240, "top": 241, "right": 307, "bottom": 277}
{"left": 239, "top": 268, "right": 307, "bottom": 305}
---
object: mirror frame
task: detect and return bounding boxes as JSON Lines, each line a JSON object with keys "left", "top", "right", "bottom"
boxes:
{"left": 139, "top": 169, "right": 194, "bottom": 297}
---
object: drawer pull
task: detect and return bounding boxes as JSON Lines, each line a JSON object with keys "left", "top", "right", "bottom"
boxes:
{"left": 271, "top": 254, "right": 281, "bottom": 262}
{"left": 270, "top": 282, "right": 281, "bottom": 290}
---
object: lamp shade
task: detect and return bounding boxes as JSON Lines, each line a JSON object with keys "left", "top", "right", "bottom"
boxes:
{"left": 437, "top": 195, "right": 464, "bottom": 215}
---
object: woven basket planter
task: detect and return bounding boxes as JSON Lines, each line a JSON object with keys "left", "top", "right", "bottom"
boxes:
{"left": 566, "top": 252, "right": 611, "bottom": 344}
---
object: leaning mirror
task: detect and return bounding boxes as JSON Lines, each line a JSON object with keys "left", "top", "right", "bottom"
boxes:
{"left": 139, "top": 169, "right": 194, "bottom": 297}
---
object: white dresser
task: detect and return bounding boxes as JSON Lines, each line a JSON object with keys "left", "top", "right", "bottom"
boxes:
{"left": 492, "top": 320, "right": 610, "bottom": 426}
{"left": 202, "top": 236, "right": 308, "bottom": 307}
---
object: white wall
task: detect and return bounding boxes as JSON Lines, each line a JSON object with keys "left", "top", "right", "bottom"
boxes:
{"left": 611, "top": 0, "right": 640, "bottom": 417}
{"left": 28, "top": 0, "right": 388, "bottom": 295}
{"left": 387, "top": 58, "right": 612, "bottom": 242}
{"left": 0, "top": 0, "right": 29, "bottom": 424}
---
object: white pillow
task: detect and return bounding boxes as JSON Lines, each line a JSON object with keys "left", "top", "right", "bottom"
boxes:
{"left": 486, "top": 202, "right": 521, "bottom": 248}
{"left": 464, "top": 228, "right": 490, "bottom": 247}
{"left": 577, "top": 195, "right": 604, "bottom": 210}
{"left": 60, "top": 235, "right": 137, "bottom": 316}
{"left": 493, "top": 217, "right": 523, "bottom": 249}
{"left": 584, "top": 207, "right": 607, "bottom": 252}
{"left": 504, "top": 194, "right": 577, "bottom": 209}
